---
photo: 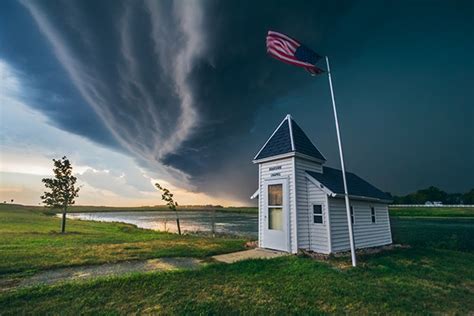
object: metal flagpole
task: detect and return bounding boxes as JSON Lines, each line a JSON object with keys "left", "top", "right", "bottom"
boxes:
{"left": 325, "top": 56, "right": 357, "bottom": 267}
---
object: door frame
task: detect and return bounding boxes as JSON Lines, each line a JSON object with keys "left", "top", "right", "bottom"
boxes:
{"left": 262, "top": 177, "right": 290, "bottom": 252}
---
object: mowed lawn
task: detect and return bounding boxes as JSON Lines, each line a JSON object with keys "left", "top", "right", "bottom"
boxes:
{"left": 0, "top": 206, "right": 473, "bottom": 314}
{"left": 0, "top": 205, "right": 247, "bottom": 278}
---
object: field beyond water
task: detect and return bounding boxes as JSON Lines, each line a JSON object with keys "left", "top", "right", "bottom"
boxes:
{"left": 389, "top": 205, "right": 474, "bottom": 217}
{"left": 52, "top": 204, "right": 257, "bottom": 214}
{"left": 0, "top": 205, "right": 473, "bottom": 314}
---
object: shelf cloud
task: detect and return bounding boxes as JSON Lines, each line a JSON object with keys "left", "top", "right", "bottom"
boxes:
{"left": 2, "top": 0, "right": 472, "bottom": 203}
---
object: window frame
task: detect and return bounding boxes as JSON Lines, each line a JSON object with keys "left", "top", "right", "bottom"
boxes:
{"left": 267, "top": 183, "right": 283, "bottom": 231}
{"left": 350, "top": 205, "right": 354, "bottom": 224}
{"left": 371, "top": 206, "right": 376, "bottom": 223}
{"left": 312, "top": 204, "right": 324, "bottom": 224}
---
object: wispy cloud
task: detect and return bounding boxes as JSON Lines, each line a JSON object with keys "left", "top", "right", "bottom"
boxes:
{"left": 19, "top": 0, "right": 207, "bottom": 190}
{"left": 145, "top": 0, "right": 205, "bottom": 156}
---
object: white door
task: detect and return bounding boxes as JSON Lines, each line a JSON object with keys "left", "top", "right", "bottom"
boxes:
{"left": 262, "top": 178, "right": 289, "bottom": 252}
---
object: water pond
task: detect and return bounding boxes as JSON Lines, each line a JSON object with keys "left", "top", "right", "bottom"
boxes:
{"left": 67, "top": 211, "right": 258, "bottom": 237}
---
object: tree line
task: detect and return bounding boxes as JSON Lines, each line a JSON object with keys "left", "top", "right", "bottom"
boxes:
{"left": 390, "top": 186, "right": 474, "bottom": 205}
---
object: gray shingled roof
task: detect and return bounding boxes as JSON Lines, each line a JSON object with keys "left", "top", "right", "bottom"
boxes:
{"left": 291, "top": 119, "right": 325, "bottom": 160}
{"left": 306, "top": 167, "right": 391, "bottom": 201}
{"left": 254, "top": 115, "right": 326, "bottom": 161}
{"left": 254, "top": 117, "right": 292, "bottom": 159}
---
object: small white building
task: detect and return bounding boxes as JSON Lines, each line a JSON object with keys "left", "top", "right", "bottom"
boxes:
{"left": 252, "top": 115, "right": 392, "bottom": 254}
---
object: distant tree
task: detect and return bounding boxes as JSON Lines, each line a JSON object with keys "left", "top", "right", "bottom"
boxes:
{"left": 446, "top": 193, "right": 462, "bottom": 205}
{"left": 41, "top": 156, "right": 80, "bottom": 233}
{"left": 391, "top": 187, "right": 474, "bottom": 205}
{"left": 416, "top": 186, "right": 447, "bottom": 203}
{"left": 463, "top": 189, "right": 474, "bottom": 204}
{"left": 155, "top": 183, "right": 181, "bottom": 235}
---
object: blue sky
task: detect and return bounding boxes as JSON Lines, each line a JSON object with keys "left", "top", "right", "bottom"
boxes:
{"left": 0, "top": 0, "right": 473, "bottom": 206}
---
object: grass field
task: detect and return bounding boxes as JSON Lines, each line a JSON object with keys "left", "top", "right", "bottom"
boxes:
{"left": 391, "top": 217, "right": 474, "bottom": 251}
{"left": 9, "top": 203, "right": 474, "bottom": 217}
{"left": 0, "top": 205, "right": 246, "bottom": 278}
{"left": 389, "top": 206, "right": 474, "bottom": 217}
{"left": 0, "top": 205, "right": 473, "bottom": 314}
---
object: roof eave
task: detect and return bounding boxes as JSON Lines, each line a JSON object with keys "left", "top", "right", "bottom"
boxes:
{"left": 305, "top": 173, "right": 335, "bottom": 196}
{"left": 331, "top": 193, "right": 393, "bottom": 204}
{"left": 253, "top": 151, "right": 326, "bottom": 164}
{"left": 253, "top": 151, "right": 296, "bottom": 164}
{"left": 294, "top": 152, "right": 326, "bottom": 164}
{"left": 250, "top": 189, "right": 259, "bottom": 200}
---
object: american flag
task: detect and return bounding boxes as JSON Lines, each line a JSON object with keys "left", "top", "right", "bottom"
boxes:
{"left": 266, "top": 30, "right": 324, "bottom": 75}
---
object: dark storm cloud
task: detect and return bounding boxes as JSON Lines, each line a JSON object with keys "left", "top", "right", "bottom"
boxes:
{"left": 17, "top": 0, "right": 209, "bottom": 186}
{"left": 0, "top": 1, "right": 117, "bottom": 148}
{"left": 3, "top": 0, "right": 473, "bottom": 202}
{"left": 162, "top": 0, "right": 359, "bottom": 200}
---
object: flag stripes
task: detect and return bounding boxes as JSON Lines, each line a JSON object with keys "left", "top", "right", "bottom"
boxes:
{"left": 266, "top": 30, "right": 324, "bottom": 75}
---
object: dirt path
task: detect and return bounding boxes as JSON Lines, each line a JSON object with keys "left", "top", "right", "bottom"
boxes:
{"left": 1, "top": 257, "right": 202, "bottom": 291}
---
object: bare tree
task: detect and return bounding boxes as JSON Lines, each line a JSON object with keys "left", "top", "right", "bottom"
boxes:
{"left": 155, "top": 183, "right": 181, "bottom": 235}
{"left": 41, "top": 156, "right": 80, "bottom": 233}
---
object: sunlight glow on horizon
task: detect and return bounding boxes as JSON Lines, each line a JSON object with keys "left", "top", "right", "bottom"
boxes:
{"left": 0, "top": 59, "right": 244, "bottom": 207}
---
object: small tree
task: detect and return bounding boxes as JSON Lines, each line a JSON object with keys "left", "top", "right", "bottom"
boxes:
{"left": 155, "top": 183, "right": 181, "bottom": 235}
{"left": 41, "top": 156, "right": 80, "bottom": 233}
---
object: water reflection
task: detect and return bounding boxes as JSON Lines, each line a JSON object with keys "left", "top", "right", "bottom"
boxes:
{"left": 66, "top": 211, "right": 258, "bottom": 237}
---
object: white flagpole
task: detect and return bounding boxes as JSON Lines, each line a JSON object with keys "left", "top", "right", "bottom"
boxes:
{"left": 325, "top": 56, "right": 357, "bottom": 267}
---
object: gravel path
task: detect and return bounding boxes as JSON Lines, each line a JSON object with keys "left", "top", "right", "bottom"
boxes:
{"left": 1, "top": 258, "right": 202, "bottom": 291}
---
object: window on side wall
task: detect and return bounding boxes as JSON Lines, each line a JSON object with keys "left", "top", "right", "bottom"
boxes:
{"left": 313, "top": 205, "right": 323, "bottom": 224}
{"left": 371, "top": 206, "right": 376, "bottom": 223}
{"left": 350, "top": 206, "right": 354, "bottom": 224}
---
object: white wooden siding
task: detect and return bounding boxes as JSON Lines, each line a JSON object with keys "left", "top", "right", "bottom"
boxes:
{"left": 258, "top": 157, "right": 296, "bottom": 252}
{"left": 329, "top": 198, "right": 392, "bottom": 252}
{"left": 305, "top": 179, "right": 330, "bottom": 253}
{"left": 294, "top": 158, "right": 329, "bottom": 253}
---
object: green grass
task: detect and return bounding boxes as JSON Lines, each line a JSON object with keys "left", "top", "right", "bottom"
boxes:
{"left": 391, "top": 217, "right": 474, "bottom": 251}
{"left": 389, "top": 206, "right": 474, "bottom": 217}
{"left": 1, "top": 248, "right": 473, "bottom": 314}
{"left": 1, "top": 206, "right": 473, "bottom": 314}
{"left": 0, "top": 205, "right": 247, "bottom": 278}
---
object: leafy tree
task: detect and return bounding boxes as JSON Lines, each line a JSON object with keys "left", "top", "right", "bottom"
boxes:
{"left": 392, "top": 187, "right": 474, "bottom": 205}
{"left": 41, "top": 156, "right": 80, "bottom": 233}
{"left": 416, "top": 186, "right": 447, "bottom": 203}
{"left": 463, "top": 189, "right": 474, "bottom": 204}
{"left": 445, "top": 193, "right": 462, "bottom": 204}
{"left": 155, "top": 183, "right": 181, "bottom": 235}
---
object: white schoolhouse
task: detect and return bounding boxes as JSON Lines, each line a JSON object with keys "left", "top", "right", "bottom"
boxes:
{"left": 252, "top": 115, "right": 392, "bottom": 254}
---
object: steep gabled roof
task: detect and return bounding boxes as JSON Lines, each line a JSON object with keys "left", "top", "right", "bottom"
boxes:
{"left": 254, "top": 115, "right": 326, "bottom": 161}
{"left": 306, "top": 167, "right": 392, "bottom": 202}
{"left": 291, "top": 119, "right": 325, "bottom": 161}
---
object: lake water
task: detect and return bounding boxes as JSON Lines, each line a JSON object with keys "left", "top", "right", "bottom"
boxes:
{"left": 67, "top": 211, "right": 258, "bottom": 237}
